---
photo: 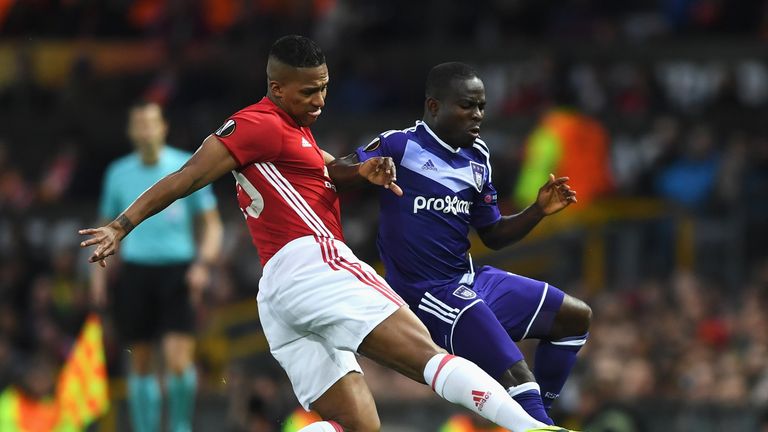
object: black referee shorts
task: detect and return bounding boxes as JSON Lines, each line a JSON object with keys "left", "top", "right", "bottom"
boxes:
{"left": 112, "top": 262, "right": 195, "bottom": 344}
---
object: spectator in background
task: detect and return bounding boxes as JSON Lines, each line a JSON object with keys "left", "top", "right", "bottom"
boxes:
{"left": 654, "top": 124, "right": 721, "bottom": 212}
{"left": 513, "top": 105, "right": 613, "bottom": 210}
{"left": 91, "top": 101, "right": 223, "bottom": 432}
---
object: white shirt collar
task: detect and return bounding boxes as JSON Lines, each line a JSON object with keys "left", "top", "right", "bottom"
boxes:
{"left": 416, "top": 120, "right": 461, "bottom": 154}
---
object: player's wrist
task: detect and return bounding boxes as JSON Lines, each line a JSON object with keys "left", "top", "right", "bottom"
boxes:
{"left": 112, "top": 214, "right": 135, "bottom": 238}
{"left": 527, "top": 202, "right": 546, "bottom": 219}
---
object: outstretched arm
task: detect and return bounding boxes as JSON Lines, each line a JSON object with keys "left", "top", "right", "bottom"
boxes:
{"left": 79, "top": 135, "right": 237, "bottom": 266}
{"left": 477, "top": 174, "right": 577, "bottom": 250}
{"left": 324, "top": 150, "right": 402, "bottom": 196}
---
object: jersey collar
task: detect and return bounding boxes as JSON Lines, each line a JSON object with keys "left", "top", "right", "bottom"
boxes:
{"left": 417, "top": 121, "right": 461, "bottom": 154}
{"left": 261, "top": 96, "right": 301, "bottom": 128}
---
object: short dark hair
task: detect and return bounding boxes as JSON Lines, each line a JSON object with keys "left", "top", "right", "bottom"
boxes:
{"left": 425, "top": 62, "right": 478, "bottom": 99}
{"left": 129, "top": 99, "right": 164, "bottom": 118}
{"left": 269, "top": 35, "right": 325, "bottom": 68}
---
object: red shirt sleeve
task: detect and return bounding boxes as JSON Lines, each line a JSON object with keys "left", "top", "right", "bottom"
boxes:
{"left": 213, "top": 111, "right": 283, "bottom": 166}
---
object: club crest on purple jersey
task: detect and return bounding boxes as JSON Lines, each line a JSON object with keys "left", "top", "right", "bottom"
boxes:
{"left": 470, "top": 161, "right": 485, "bottom": 192}
{"left": 453, "top": 285, "right": 477, "bottom": 300}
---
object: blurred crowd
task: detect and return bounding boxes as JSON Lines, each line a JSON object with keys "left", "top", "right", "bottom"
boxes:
{"left": 568, "top": 265, "right": 768, "bottom": 428}
{"left": 2, "top": 0, "right": 768, "bottom": 430}
{"left": 4, "top": 0, "right": 768, "bottom": 44}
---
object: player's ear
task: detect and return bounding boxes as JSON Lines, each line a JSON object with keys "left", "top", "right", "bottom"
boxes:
{"left": 426, "top": 97, "right": 440, "bottom": 118}
{"left": 269, "top": 80, "right": 283, "bottom": 99}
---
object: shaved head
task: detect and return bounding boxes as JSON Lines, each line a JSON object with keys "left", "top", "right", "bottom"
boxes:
{"left": 266, "top": 57, "right": 292, "bottom": 82}
{"left": 266, "top": 35, "right": 325, "bottom": 80}
{"left": 265, "top": 35, "right": 329, "bottom": 127}
{"left": 265, "top": 34, "right": 327, "bottom": 91}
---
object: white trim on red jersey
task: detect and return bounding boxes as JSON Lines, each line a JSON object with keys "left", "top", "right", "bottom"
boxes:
{"left": 255, "top": 162, "right": 335, "bottom": 239}
{"left": 235, "top": 162, "right": 404, "bottom": 306}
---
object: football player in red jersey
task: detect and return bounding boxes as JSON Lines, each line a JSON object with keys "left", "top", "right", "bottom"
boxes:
{"left": 80, "top": 35, "right": 573, "bottom": 432}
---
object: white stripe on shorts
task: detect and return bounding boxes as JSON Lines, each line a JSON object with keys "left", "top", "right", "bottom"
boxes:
{"left": 421, "top": 298, "right": 458, "bottom": 318}
{"left": 521, "top": 282, "right": 549, "bottom": 340}
{"left": 418, "top": 304, "right": 454, "bottom": 324}
{"left": 424, "top": 292, "right": 460, "bottom": 314}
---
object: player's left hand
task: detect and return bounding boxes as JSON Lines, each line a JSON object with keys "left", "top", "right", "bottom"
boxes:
{"left": 359, "top": 157, "right": 403, "bottom": 196}
{"left": 536, "top": 173, "right": 577, "bottom": 215}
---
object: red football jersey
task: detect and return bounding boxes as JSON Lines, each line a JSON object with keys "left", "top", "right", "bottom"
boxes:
{"left": 215, "top": 97, "right": 344, "bottom": 265}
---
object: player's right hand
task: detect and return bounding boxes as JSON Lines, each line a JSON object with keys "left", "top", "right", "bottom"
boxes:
{"left": 79, "top": 225, "right": 122, "bottom": 267}
{"left": 359, "top": 156, "right": 403, "bottom": 196}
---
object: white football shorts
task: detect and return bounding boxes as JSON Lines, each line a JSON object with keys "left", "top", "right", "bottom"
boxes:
{"left": 257, "top": 235, "right": 404, "bottom": 409}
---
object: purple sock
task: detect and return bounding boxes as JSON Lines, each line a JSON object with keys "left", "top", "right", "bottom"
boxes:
{"left": 508, "top": 383, "right": 553, "bottom": 425}
{"left": 534, "top": 333, "right": 588, "bottom": 410}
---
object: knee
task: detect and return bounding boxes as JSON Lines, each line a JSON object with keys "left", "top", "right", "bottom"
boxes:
{"left": 574, "top": 300, "right": 592, "bottom": 335}
{"left": 553, "top": 296, "right": 592, "bottom": 338}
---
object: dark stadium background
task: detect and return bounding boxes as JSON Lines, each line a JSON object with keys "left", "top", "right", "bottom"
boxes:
{"left": 1, "top": 1, "right": 768, "bottom": 431}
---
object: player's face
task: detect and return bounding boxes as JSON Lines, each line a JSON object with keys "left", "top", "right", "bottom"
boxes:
{"left": 433, "top": 77, "right": 485, "bottom": 148}
{"left": 273, "top": 64, "right": 329, "bottom": 127}
{"left": 128, "top": 104, "right": 167, "bottom": 153}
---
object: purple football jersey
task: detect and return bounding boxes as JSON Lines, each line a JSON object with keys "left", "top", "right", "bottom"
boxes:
{"left": 356, "top": 121, "right": 500, "bottom": 304}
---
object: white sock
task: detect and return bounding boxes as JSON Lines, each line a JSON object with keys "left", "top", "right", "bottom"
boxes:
{"left": 423, "top": 354, "right": 547, "bottom": 432}
{"left": 297, "top": 421, "right": 343, "bottom": 431}
{"left": 507, "top": 381, "right": 542, "bottom": 397}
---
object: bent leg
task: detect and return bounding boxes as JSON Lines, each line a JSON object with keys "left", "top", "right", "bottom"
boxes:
{"left": 546, "top": 294, "right": 592, "bottom": 340}
{"left": 531, "top": 294, "right": 591, "bottom": 410}
{"left": 499, "top": 361, "right": 552, "bottom": 425}
{"left": 477, "top": 268, "right": 590, "bottom": 412}
{"left": 450, "top": 301, "right": 552, "bottom": 424}
{"left": 358, "top": 306, "right": 441, "bottom": 382}
{"left": 358, "top": 307, "right": 547, "bottom": 432}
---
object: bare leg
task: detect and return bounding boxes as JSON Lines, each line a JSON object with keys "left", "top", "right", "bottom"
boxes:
{"left": 358, "top": 306, "right": 441, "bottom": 382}
{"left": 547, "top": 295, "right": 591, "bottom": 340}
{"left": 359, "top": 307, "right": 547, "bottom": 432}
{"left": 304, "top": 372, "right": 381, "bottom": 432}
